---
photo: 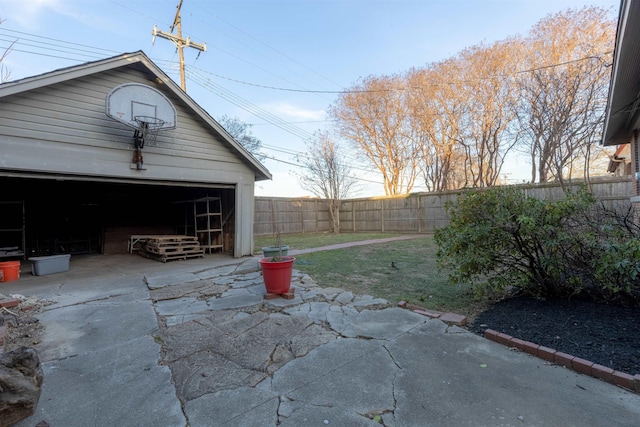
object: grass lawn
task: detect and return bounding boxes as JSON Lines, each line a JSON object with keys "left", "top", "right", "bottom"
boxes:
{"left": 276, "top": 233, "right": 487, "bottom": 318}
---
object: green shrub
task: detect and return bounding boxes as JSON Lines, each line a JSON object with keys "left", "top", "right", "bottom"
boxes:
{"left": 435, "top": 185, "right": 640, "bottom": 304}
{"left": 588, "top": 209, "right": 640, "bottom": 303}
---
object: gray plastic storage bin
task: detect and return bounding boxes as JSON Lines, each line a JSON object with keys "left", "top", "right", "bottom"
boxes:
{"left": 29, "top": 254, "right": 71, "bottom": 276}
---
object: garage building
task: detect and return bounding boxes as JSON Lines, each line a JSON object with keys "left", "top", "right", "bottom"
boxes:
{"left": 0, "top": 51, "right": 271, "bottom": 259}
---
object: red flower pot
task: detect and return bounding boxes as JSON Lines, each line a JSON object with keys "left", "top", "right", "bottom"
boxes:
{"left": 259, "top": 256, "right": 295, "bottom": 294}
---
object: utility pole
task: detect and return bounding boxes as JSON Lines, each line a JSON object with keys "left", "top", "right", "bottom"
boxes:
{"left": 152, "top": 0, "right": 206, "bottom": 92}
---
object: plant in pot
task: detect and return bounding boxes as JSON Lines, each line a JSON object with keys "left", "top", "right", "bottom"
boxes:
{"left": 259, "top": 236, "right": 295, "bottom": 294}
{"left": 261, "top": 232, "right": 287, "bottom": 259}
{"left": 262, "top": 203, "right": 289, "bottom": 257}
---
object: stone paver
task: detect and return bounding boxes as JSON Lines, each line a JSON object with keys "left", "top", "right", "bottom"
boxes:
{"left": 146, "top": 262, "right": 640, "bottom": 426}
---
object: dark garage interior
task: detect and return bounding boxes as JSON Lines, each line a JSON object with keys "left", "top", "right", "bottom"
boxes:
{"left": 0, "top": 176, "right": 236, "bottom": 258}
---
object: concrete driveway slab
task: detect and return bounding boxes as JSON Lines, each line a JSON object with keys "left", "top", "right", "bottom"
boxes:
{"left": 269, "top": 338, "right": 396, "bottom": 415}
{"left": 34, "top": 298, "right": 158, "bottom": 362}
{"left": 386, "top": 324, "right": 640, "bottom": 427}
{"left": 186, "top": 387, "right": 279, "bottom": 427}
{"left": 278, "top": 403, "right": 381, "bottom": 427}
{"left": 327, "top": 307, "right": 427, "bottom": 339}
{"left": 13, "top": 336, "right": 183, "bottom": 427}
{"left": 3, "top": 248, "right": 640, "bottom": 427}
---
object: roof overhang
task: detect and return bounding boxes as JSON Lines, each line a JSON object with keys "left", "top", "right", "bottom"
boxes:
{"left": 603, "top": 0, "right": 640, "bottom": 146}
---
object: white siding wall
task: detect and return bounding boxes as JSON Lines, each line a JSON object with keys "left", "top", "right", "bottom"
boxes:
{"left": 235, "top": 182, "right": 256, "bottom": 257}
{"left": 0, "top": 66, "right": 255, "bottom": 186}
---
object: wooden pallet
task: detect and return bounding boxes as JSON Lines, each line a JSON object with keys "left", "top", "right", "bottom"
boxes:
{"left": 139, "top": 248, "right": 205, "bottom": 263}
{"left": 137, "top": 235, "right": 204, "bottom": 262}
{"left": 145, "top": 243, "right": 202, "bottom": 255}
{"left": 144, "top": 235, "right": 198, "bottom": 243}
{"left": 144, "top": 236, "right": 199, "bottom": 253}
{"left": 129, "top": 235, "right": 198, "bottom": 253}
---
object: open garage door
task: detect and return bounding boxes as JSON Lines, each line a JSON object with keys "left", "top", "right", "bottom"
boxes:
{"left": 0, "top": 174, "right": 236, "bottom": 257}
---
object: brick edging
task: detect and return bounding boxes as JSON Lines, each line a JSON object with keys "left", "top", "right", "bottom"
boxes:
{"left": 396, "top": 301, "right": 639, "bottom": 394}
{"left": 483, "top": 328, "right": 640, "bottom": 394}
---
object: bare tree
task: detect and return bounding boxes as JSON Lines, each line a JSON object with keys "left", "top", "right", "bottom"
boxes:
{"left": 0, "top": 17, "right": 15, "bottom": 83}
{"left": 330, "top": 7, "right": 614, "bottom": 193}
{"left": 406, "top": 39, "right": 520, "bottom": 190}
{"left": 406, "top": 64, "right": 467, "bottom": 192}
{"left": 329, "top": 75, "right": 419, "bottom": 195}
{"left": 455, "top": 39, "right": 521, "bottom": 187}
{"left": 516, "top": 7, "right": 615, "bottom": 185}
{"left": 296, "top": 131, "right": 357, "bottom": 233}
{"left": 218, "top": 115, "right": 266, "bottom": 161}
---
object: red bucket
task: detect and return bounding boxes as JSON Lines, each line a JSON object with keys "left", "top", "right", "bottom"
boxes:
{"left": 0, "top": 260, "right": 20, "bottom": 282}
{"left": 259, "top": 257, "right": 295, "bottom": 294}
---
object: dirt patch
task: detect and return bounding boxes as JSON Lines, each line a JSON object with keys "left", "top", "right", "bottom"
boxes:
{"left": 469, "top": 296, "right": 640, "bottom": 375}
{"left": 1, "top": 294, "right": 54, "bottom": 352}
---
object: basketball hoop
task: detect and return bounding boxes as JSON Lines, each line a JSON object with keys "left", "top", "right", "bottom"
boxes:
{"left": 133, "top": 115, "right": 165, "bottom": 148}
{"left": 105, "top": 83, "right": 177, "bottom": 171}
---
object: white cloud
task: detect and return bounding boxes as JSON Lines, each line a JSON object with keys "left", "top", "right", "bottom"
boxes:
{"left": 1, "top": 0, "right": 62, "bottom": 28}
{"left": 1, "top": 0, "right": 112, "bottom": 33}
{"left": 264, "top": 102, "right": 325, "bottom": 121}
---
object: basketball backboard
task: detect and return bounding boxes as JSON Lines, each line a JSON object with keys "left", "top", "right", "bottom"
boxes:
{"left": 105, "top": 83, "right": 177, "bottom": 130}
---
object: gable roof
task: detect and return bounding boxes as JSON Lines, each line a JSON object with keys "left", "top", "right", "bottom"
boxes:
{"left": 0, "top": 50, "right": 271, "bottom": 181}
{"left": 603, "top": 0, "right": 640, "bottom": 146}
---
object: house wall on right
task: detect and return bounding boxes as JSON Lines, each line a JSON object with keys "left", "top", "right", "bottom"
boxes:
{"left": 632, "top": 131, "right": 639, "bottom": 200}
{"left": 603, "top": 0, "right": 640, "bottom": 211}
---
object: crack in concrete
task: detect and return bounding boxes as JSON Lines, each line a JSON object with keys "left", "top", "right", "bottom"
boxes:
{"left": 42, "top": 292, "right": 136, "bottom": 312}
{"left": 389, "top": 371, "right": 399, "bottom": 424}
{"left": 371, "top": 344, "right": 400, "bottom": 426}
{"left": 382, "top": 344, "right": 402, "bottom": 370}
{"left": 148, "top": 270, "right": 404, "bottom": 426}
{"left": 276, "top": 395, "right": 283, "bottom": 422}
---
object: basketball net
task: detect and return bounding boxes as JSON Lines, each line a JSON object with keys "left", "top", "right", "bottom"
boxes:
{"left": 132, "top": 116, "right": 165, "bottom": 169}
{"left": 133, "top": 115, "right": 165, "bottom": 148}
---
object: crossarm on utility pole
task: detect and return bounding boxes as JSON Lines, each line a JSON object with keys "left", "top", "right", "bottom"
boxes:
{"left": 151, "top": 0, "right": 206, "bottom": 92}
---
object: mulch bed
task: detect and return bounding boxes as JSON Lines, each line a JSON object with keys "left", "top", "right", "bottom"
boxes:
{"left": 469, "top": 296, "right": 640, "bottom": 375}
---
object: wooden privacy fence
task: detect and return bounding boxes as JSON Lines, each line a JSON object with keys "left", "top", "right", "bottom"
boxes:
{"left": 254, "top": 177, "right": 634, "bottom": 236}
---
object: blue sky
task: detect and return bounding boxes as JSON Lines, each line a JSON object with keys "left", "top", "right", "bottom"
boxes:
{"left": 0, "top": 0, "right": 620, "bottom": 197}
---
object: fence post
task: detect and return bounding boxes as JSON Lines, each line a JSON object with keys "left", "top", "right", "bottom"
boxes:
{"left": 270, "top": 199, "right": 275, "bottom": 235}
{"left": 418, "top": 195, "right": 422, "bottom": 233}
{"left": 352, "top": 202, "right": 356, "bottom": 232}
{"left": 381, "top": 199, "right": 385, "bottom": 232}
{"left": 301, "top": 201, "right": 305, "bottom": 234}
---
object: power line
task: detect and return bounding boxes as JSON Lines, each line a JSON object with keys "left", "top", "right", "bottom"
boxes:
{"left": 0, "top": 44, "right": 106, "bottom": 62}
{"left": 0, "top": 28, "right": 120, "bottom": 56}
{"left": 183, "top": 64, "right": 317, "bottom": 141}
{"left": 1, "top": 27, "right": 612, "bottom": 97}
{"left": 262, "top": 154, "right": 385, "bottom": 186}
{"left": 186, "top": 67, "right": 393, "bottom": 94}
{"left": 188, "top": 0, "right": 343, "bottom": 92}
{"left": 185, "top": 52, "right": 613, "bottom": 95}
{"left": 181, "top": 66, "right": 377, "bottom": 172}
{"left": 259, "top": 142, "right": 378, "bottom": 176}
